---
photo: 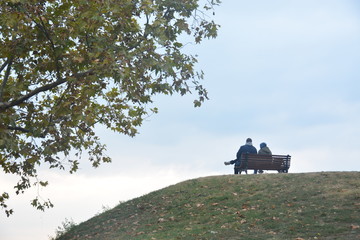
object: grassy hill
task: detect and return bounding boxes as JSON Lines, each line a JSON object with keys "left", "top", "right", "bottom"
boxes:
{"left": 56, "top": 172, "right": 360, "bottom": 240}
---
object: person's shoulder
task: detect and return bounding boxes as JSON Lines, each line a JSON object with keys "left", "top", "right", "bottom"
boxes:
{"left": 251, "top": 146, "right": 257, "bottom": 152}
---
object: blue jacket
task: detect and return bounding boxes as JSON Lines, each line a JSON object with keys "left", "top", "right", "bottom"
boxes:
{"left": 231, "top": 144, "right": 257, "bottom": 166}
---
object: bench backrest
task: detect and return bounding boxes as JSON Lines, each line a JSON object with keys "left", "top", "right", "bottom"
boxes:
{"left": 239, "top": 153, "right": 291, "bottom": 171}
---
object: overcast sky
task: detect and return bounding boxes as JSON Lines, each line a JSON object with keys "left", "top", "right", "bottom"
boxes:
{"left": 1, "top": 0, "right": 360, "bottom": 239}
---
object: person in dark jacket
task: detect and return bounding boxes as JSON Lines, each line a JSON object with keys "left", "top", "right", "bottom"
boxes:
{"left": 224, "top": 138, "right": 257, "bottom": 174}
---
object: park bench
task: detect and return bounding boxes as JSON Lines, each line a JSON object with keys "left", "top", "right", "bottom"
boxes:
{"left": 235, "top": 153, "right": 291, "bottom": 174}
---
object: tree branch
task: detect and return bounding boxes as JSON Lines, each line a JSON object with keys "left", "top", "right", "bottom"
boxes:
{"left": 0, "top": 69, "right": 94, "bottom": 111}
{"left": 23, "top": 6, "right": 62, "bottom": 82}
{"left": 35, "top": 13, "right": 62, "bottom": 82}
{"left": 0, "top": 58, "right": 11, "bottom": 73}
{"left": 0, "top": 58, "right": 13, "bottom": 102}
{"left": 6, "top": 126, "right": 31, "bottom": 133}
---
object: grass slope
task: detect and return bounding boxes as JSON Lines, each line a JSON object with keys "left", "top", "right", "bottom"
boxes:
{"left": 57, "top": 172, "right": 360, "bottom": 240}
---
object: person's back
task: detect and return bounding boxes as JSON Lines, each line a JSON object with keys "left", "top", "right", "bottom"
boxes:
{"left": 232, "top": 138, "right": 257, "bottom": 174}
{"left": 258, "top": 142, "right": 272, "bottom": 155}
{"left": 237, "top": 143, "right": 257, "bottom": 159}
{"left": 256, "top": 142, "right": 272, "bottom": 174}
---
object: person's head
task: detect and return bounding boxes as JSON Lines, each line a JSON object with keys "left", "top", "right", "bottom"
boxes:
{"left": 246, "top": 138, "right": 252, "bottom": 143}
{"left": 260, "top": 142, "right": 267, "bottom": 148}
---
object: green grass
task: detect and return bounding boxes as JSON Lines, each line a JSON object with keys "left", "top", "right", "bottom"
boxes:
{"left": 56, "top": 172, "right": 360, "bottom": 240}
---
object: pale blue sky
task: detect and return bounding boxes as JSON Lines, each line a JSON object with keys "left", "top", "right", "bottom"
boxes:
{"left": 1, "top": 1, "right": 360, "bottom": 239}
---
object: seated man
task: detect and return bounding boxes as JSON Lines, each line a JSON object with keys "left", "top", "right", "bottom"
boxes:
{"left": 224, "top": 138, "right": 257, "bottom": 174}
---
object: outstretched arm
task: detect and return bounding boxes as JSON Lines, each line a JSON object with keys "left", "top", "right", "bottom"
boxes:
{"left": 224, "top": 159, "right": 237, "bottom": 165}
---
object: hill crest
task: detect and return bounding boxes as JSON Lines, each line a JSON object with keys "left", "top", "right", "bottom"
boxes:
{"left": 56, "top": 172, "right": 360, "bottom": 240}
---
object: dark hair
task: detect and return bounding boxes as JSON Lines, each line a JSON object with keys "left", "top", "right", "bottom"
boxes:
{"left": 246, "top": 138, "right": 252, "bottom": 143}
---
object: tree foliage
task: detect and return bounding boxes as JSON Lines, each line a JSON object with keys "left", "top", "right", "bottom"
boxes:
{"left": 0, "top": 0, "right": 220, "bottom": 216}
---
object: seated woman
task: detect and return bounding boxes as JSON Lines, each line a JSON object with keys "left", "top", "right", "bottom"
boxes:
{"left": 256, "top": 142, "right": 272, "bottom": 174}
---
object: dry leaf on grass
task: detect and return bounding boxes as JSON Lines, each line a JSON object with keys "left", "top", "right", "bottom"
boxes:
{"left": 350, "top": 224, "right": 359, "bottom": 230}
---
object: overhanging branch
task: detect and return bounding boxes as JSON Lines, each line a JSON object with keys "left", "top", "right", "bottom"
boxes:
{"left": 6, "top": 126, "right": 31, "bottom": 133}
{"left": 0, "top": 69, "right": 94, "bottom": 111}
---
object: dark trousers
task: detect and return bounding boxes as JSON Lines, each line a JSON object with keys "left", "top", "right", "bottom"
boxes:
{"left": 234, "top": 168, "right": 247, "bottom": 174}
